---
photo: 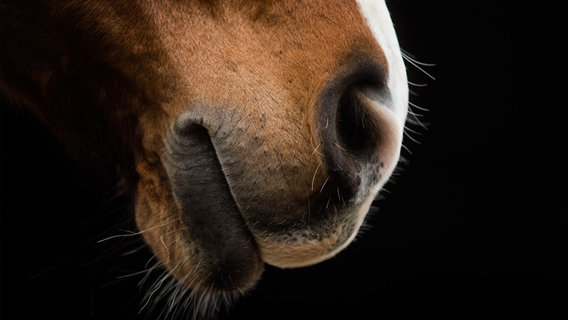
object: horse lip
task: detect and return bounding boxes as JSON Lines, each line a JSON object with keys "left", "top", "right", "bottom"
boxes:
{"left": 163, "top": 122, "right": 263, "bottom": 290}
{"left": 163, "top": 115, "right": 371, "bottom": 271}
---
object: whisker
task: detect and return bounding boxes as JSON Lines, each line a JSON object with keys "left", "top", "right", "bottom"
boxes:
{"left": 319, "top": 176, "right": 331, "bottom": 193}
{"left": 116, "top": 264, "right": 160, "bottom": 280}
{"left": 140, "top": 270, "right": 171, "bottom": 314}
{"left": 97, "top": 230, "right": 141, "bottom": 243}
{"left": 408, "top": 80, "right": 429, "bottom": 87}
{"left": 119, "top": 243, "right": 148, "bottom": 257}
{"left": 160, "top": 236, "right": 170, "bottom": 264}
{"left": 401, "top": 49, "right": 436, "bottom": 80}
{"left": 311, "top": 143, "right": 321, "bottom": 155}
{"left": 311, "top": 161, "right": 321, "bottom": 191}
{"left": 408, "top": 100, "right": 429, "bottom": 112}
{"left": 401, "top": 48, "right": 436, "bottom": 66}
{"left": 96, "top": 218, "right": 181, "bottom": 243}
{"left": 401, "top": 142, "right": 413, "bottom": 155}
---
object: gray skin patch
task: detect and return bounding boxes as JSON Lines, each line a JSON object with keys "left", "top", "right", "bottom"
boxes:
{"left": 163, "top": 122, "right": 263, "bottom": 291}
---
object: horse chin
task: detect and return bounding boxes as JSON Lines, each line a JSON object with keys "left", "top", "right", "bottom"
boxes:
{"left": 134, "top": 186, "right": 265, "bottom": 294}
{"left": 257, "top": 193, "right": 376, "bottom": 268}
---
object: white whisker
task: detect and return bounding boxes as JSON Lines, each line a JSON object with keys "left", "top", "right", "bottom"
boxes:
{"left": 409, "top": 100, "right": 429, "bottom": 112}
{"left": 311, "top": 143, "right": 321, "bottom": 155}
{"left": 401, "top": 49, "right": 436, "bottom": 80}
{"left": 408, "top": 80, "right": 429, "bottom": 87}
{"left": 97, "top": 218, "right": 181, "bottom": 243}
{"left": 97, "top": 230, "right": 141, "bottom": 243}
{"left": 311, "top": 161, "right": 321, "bottom": 191}
{"left": 320, "top": 176, "right": 331, "bottom": 193}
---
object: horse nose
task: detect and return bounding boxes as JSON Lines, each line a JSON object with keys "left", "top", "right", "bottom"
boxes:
{"left": 317, "top": 59, "right": 400, "bottom": 204}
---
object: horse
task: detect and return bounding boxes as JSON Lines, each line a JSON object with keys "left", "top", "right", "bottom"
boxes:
{"left": 1, "top": 0, "right": 409, "bottom": 318}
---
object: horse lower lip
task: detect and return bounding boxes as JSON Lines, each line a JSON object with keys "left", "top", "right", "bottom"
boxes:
{"left": 164, "top": 124, "right": 263, "bottom": 290}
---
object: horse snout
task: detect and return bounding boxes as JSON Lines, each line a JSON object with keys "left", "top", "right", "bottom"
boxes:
{"left": 244, "top": 61, "right": 405, "bottom": 269}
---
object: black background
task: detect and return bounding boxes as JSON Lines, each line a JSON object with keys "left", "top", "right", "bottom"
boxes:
{"left": 1, "top": 1, "right": 566, "bottom": 319}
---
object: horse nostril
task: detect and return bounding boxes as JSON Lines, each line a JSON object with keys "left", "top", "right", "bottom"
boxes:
{"left": 337, "top": 85, "right": 380, "bottom": 162}
{"left": 317, "top": 61, "right": 392, "bottom": 204}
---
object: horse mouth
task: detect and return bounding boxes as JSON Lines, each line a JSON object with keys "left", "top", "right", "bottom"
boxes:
{"left": 154, "top": 113, "right": 377, "bottom": 292}
{"left": 162, "top": 122, "right": 264, "bottom": 292}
